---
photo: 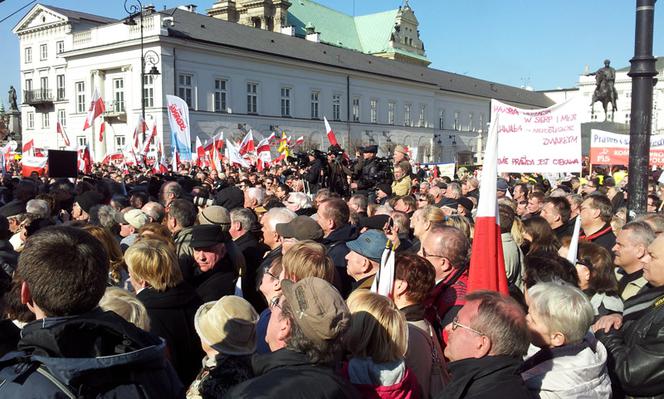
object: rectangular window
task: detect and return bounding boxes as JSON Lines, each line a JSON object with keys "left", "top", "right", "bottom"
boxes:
{"left": 115, "top": 136, "right": 126, "bottom": 152}
{"left": 310, "top": 91, "right": 320, "bottom": 119}
{"left": 454, "top": 111, "right": 460, "bottom": 131}
{"left": 388, "top": 101, "right": 395, "bottom": 125}
{"left": 56, "top": 41, "right": 64, "bottom": 54}
{"left": 25, "top": 78, "right": 33, "bottom": 93}
{"left": 24, "top": 47, "right": 32, "bottom": 63}
{"left": 247, "top": 82, "right": 258, "bottom": 114}
{"left": 404, "top": 104, "right": 412, "bottom": 126}
{"left": 332, "top": 95, "right": 341, "bottom": 121}
{"left": 75, "top": 81, "right": 85, "bottom": 113}
{"left": 439, "top": 110, "right": 445, "bottom": 130}
{"left": 40, "top": 44, "right": 47, "bottom": 61}
{"left": 280, "top": 87, "right": 291, "bottom": 117}
{"left": 143, "top": 75, "right": 154, "bottom": 108}
{"left": 468, "top": 113, "right": 474, "bottom": 131}
{"left": 352, "top": 97, "right": 360, "bottom": 122}
{"left": 479, "top": 113, "right": 485, "bottom": 132}
{"left": 77, "top": 136, "right": 87, "bottom": 147}
{"left": 57, "top": 109, "right": 66, "bottom": 127}
{"left": 40, "top": 77, "right": 48, "bottom": 100}
{"left": 214, "top": 79, "right": 227, "bottom": 112}
{"left": 56, "top": 74, "right": 65, "bottom": 100}
{"left": 419, "top": 104, "right": 426, "bottom": 127}
{"left": 27, "top": 112, "right": 34, "bottom": 129}
{"left": 113, "top": 78, "right": 125, "bottom": 112}
{"left": 177, "top": 74, "right": 193, "bottom": 108}
{"left": 370, "top": 99, "right": 378, "bottom": 123}
{"left": 42, "top": 112, "right": 50, "bottom": 129}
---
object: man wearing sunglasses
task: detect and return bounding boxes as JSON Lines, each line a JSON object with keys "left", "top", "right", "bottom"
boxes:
{"left": 439, "top": 291, "right": 531, "bottom": 399}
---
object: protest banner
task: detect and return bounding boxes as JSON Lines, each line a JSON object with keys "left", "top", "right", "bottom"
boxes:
{"left": 491, "top": 98, "right": 582, "bottom": 173}
{"left": 166, "top": 95, "right": 192, "bottom": 160}
{"left": 589, "top": 129, "right": 664, "bottom": 166}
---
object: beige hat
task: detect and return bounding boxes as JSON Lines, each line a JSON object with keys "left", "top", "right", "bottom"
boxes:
{"left": 198, "top": 205, "right": 231, "bottom": 231}
{"left": 122, "top": 209, "right": 149, "bottom": 229}
{"left": 394, "top": 144, "right": 409, "bottom": 157}
{"left": 281, "top": 277, "right": 350, "bottom": 345}
{"left": 194, "top": 296, "right": 259, "bottom": 355}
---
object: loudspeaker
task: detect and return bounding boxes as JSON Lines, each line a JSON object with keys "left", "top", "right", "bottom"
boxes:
{"left": 48, "top": 150, "right": 78, "bottom": 178}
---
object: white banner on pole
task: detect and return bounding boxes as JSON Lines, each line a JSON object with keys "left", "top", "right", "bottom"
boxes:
{"left": 166, "top": 95, "right": 192, "bottom": 160}
{"left": 491, "top": 97, "right": 582, "bottom": 173}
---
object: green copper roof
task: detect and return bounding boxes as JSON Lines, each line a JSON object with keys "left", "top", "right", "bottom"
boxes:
{"left": 287, "top": 0, "right": 427, "bottom": 61}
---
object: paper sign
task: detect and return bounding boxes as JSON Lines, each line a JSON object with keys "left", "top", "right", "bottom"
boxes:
{"left": 590, "top": 129, "right": 664, "bottom": 166}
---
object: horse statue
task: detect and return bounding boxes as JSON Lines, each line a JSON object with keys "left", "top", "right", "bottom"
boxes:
{"left": 590, "top": 60, "right": 618, "bottom": 121}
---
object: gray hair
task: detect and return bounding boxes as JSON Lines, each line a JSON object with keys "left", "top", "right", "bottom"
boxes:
{"left": 246, "top": 187, "right": 266, "bottom": 206}
{"left": 141, "top": 202, "right": 165, "bottom": 223}
{"left": 96, "top": 205, "right": 120, "bottom": 235}
{"left": 230, "top": 208, "right": 256, "bottom": 231}
{"left": 466, "top": 291, "right": 529, "bottom": 357}
{"left": 527, "top": 281, "right": 594, "bottom": 345}
{"left": 622, "top": 220, "right": 656, "bottom": 246}
{"left": 263, "top": 207, "right": 296, "bottom": 231}
{"left": 26, "top": 199, "right": 50, "bottom": 219}
{"left": 349, "top": 194, "right": 368, "bottom": 212}
{"left": 288, "top": 192, "right": 312, "bottom": 209}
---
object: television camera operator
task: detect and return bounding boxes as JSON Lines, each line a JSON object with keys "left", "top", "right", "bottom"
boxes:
{"left": 350, "top": 145, "right": 380, "bottom": 194}
{"left": 303, "top": 149, "right": 326, "bottom": 193}
{"left": 326, "top": 144, "right": 352, "bottom": 197}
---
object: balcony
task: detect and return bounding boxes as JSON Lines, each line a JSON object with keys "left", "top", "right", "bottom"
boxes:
{"left": 102, "top": 100, "right": 126, "bottom": 122}
{"left": 23, "top": 89, "right": 53, "bottom": 106}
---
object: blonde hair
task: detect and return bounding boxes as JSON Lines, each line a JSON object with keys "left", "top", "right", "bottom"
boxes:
{"left": 282, "top": 240, "right": 335, "bottom": 283}
{"left": 99, "top": 287, "right": 150, "bottom": 331}
{"left": 82, "top": 225, "right": 126, "bottom": 285}
{"left": 444, "top": 215, "right": 473, "bottom": 240}
{"left": 124, "top": 239, "right": 182, "bottom": 291}
{"left": 346, "top": 290, "right": 408, "bottom": 363}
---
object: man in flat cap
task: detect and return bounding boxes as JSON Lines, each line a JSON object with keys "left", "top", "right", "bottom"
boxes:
{"left": 189, "top": 224, "right": 239, "bottom": 302}
{"left": 345, "top": 230, "right": 388, "bottom": 292}
{"left": 351, "top": 145, "right": 379, "bottom": 194}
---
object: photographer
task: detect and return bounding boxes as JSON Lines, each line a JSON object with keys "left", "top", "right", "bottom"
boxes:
{"left": 303, "top": 150, "right": 325, "bottom": 194}
{"left": 326, "top": 145, "right": 352, "bottom": 197}
{"left": 351, "top": 145, "right": 380, "bottom": 194}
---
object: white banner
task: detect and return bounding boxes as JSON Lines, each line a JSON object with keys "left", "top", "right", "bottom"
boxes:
{"left": 437, "top": 162, "right": 456, "bottom": 179}
{"left": 166, "top": 95, "right": 192, "bottom": 160}
{"left": 492, "top": 97, "right": 582, "bottom": 173}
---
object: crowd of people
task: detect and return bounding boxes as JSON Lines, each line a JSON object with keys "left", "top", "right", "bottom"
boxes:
{"left": 0, "top": 142, "right": 662, "bottom": 398}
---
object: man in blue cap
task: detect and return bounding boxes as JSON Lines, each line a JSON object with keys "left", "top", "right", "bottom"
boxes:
{"left": 344, "top": 229, "right": 388, "bottom": 292}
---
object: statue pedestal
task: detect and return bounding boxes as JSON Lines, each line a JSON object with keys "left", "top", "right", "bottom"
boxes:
{"left": 6, "top": 110, "right": 20, "bottom": 142}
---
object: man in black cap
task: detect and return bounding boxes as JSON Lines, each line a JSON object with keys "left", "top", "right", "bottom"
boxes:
{"left": 351, "top": 145, "right": 379, "bottom": 194}
{"left": 325, "top": 145, "right": 351, "bottom": 197}
{"left": 303, "top": 150, "right": 325, "bottom": 194}
{"left": 189, "top": 224, "right": 239, "bottom": 302}
{"left": 375, "top": 183, "right": 392, "bottom": 205}
{"left": 72, "top": 191, "right": 103, "bottom": 222}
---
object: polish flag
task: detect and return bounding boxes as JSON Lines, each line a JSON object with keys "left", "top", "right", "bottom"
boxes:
{"left": 79, "top": 145, "right": 92, "bottom": 174}
{"left": 172, "top": 147, "right": 180, "bottom": 172}
{"left": 142, "top": 123, "right": 157, "bottom": 155}
{"left": 324, "top": 116, "right": 338, "bottom": 146}
{"left": 267, "top": 132, "right": 276, "bottom": 144}
{"left": 83, "top": 88, "right": 105, "bottom": 131}
{"left": 256, "top": 137, "right": 272, "bottom": 172}
{"left": 195, "top": 136, "right": 205, "bottom": 167}
{"left": 295, "top": 136, "right": 304, "bottom": 146}
{"left": 21, "top": 155, "right": 48, "bottom": 177}
{"left": 22, "top": 138, "right": 34, "bottom": 155}
{"left": 226, "top": 140, "right": 250, "bottom": 168}
{"left": 132, "top": 116, "right": 147, "bottom": 150}
{"left": 98, "top": 120, "right": 105, "bottom": 142}
{"left": 467, "top": 116, "right": 508, "bottom": 295}
{"left": 239, "top": 130, "right": 255, "bottom": 155}
{"left": 56, "top": 121, "right": 71, "bottom": 147}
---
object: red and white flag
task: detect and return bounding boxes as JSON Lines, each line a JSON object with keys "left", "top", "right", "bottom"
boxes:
{"left": 195, "top": 136, "right": 206, "bottom": 167}
{"left": 78, "top": 145, "right": 92, "bottom": 174}
{"left": 467, "top": 115, "right": 508, "bottom": 295}
{"left": 83, "top": 88, "right": 105, "bottom": 131}
{"left": 324, "top": 116, "right": 339, "bottom": 146}
{"left": 256, "top": 137, "right": 272, "bottom": 172}
{"left": 132, "top": 116, "right": 147, "bottom": 150}
{"left": 295, "top": 136, "right": 304, "bottom": 146}
{"left": 22, "top": 138, "right": 34, "bottom": 155}
{"left": 239, "top": 130, "right": 255, "bottom": 155}
{"left": 56, "top": 121, "right": 71, "bottom": 147}
{"left": 172, "top": 147, "right": 180, "bottom": 172}
{"left": 142, "top": 123, "right": 157, "bottom": 155}
{"left": 267, "top": 132, "right": 277, "bottom": 144}
{"left": 21, "top": 155, "right": 48, "bottom": 177}
{"left": 98, "top": 120, "right": 106, "bottom": 142}
{"left": 226, "top": 140, "right": 250, "bottom": 168}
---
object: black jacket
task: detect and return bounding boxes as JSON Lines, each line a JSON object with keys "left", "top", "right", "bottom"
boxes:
{"left": 322, "top": 224, "right": 358, "bottom": 297}
{"left": 356, "top": 157, "right": 379, "bottom": 191}
{"left": 224, "top": 348, "right": 360, "bottom": 399}
{"left": 0, "top": 319, "right": 19, "bottom": 358}
{"left": 234, "top": 232, "right": 269, "bottom": 313}
{"left": 0, "top": 239, "right": 18, "bottom": 277}
{"left": 137, "top": 283, "right": 203, "bottom": 386}
{"left": 596, "top": 286, "right": 664, "bottom": 398}
{"left": 192, "top": 257, "right": 238, "bottom": 302}
{"left": 0, "top": 309, "right": 184, "bottom": 398}
{"left": 553, "top": 220, "right": 575, "bottom": 241}
{"left": 436, "top": 355, "right": 531, "bottom": 399}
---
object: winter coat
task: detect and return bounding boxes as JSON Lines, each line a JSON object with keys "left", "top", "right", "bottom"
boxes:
{"left": 138, "top": 283, "right": 203, "bottom": 386}
{"left": 520, "top": 334, "right": 612, "bottom": 399}
{"left": 436, "top": 355, "right": 531, "bottom": 399}
{"left": 501, "top": 232, "right": 524, "bottom": 290}
{"left": 596, "top": 285, "right": 664, "bottom": 398}
{"left": 0, "top": 319, "right": 19, "bottom": 358}
{"left": 322, "top": 223, "right": 359, "bottom": 297}
{"left": 0, "top": 308, "right": 184, "bottom": 398}
{"left": 224, "top": 348, "right": 360, "bottom": 398}
{"left": 423, "top": 267, "right": 469, "bottom": 333}
{"left": 391, "top": 175, "right": 412, "bottom": 197}
{"left": 175, "top": 226, "right": 197, "bottom": 281}
{"left": 234, "top": 232, "right": 269, "bottom": 313}
{"left": 580, "top": 224, "right": 616, "bottom": 255}
{"left": 187, "top": 354, "right": 253, "bottom": 399}
{"left": 192, "top": 257, "right": 238, "bottom": 303}
{"left": 342, "top": 358, "right": 420, "bottom": 399}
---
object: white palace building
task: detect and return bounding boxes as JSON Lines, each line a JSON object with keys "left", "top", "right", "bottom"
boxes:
{"left": 13, "top": 1, "right": 553, "bottom": 163}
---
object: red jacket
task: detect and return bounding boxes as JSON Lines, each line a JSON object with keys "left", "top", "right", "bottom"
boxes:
{"left": 423, "top": 268, "right": 469, "bottom": 331}
{"left": 342, "top": 361, "right": 421, "bottom": 399}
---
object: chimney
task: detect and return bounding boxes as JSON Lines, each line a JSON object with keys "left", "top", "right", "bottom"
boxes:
{"left": 178, "top": 4, "right": 197, "bottom": 13}
{"left": 281, "top": 26, "right": 295, "bottom": 36}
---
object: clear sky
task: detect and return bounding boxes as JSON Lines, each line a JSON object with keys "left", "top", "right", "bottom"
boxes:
{"left": 0, "top": 0, "right": 662, "bottom": 105}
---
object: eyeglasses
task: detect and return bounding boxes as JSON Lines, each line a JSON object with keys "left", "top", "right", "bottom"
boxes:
{"left": 270, "top": 295, "right": 282, "bottom": 310}
{"left": 420, "top": 246, "right": 446, "bottom": 259}
{"left": 264, "top": 266, "right": 278, "bottom": 280}
{"left": 451, "top": 316, "right": 484, "bottom": 336}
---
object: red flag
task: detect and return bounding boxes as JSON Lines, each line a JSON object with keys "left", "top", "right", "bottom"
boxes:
{"left": 467, "top": 116, "right": 508, "bottom": 295}
{"left": 195, "top": 136, "right": 205, "bottom": 167}
{"left": 22, "top": 139, "right": 34, "bottom": 154}
{"left": 56, "top": 121, "right": 71, "bottom": 147}
{"left": 83, "top": 88, "right": 105, "bottom": 130}
{"left": 142, "top": 123, "right": 157, "bottom": 155}
{"left": 324, "top": 117, "right": 338, "bottom": 146}
{"left": 239, "top": 130, "right": 255, "bottom": 155}
{"left": 21, "top": 155, "right": 48, "bottom": 177}
{"left": 98, "top": 120, "right": 105, "bottom": 142}
{"left": 295, "top": 136, "right": 304, "bottom": 146}
{"left": 79, "top": 146, "right": 92, "bottom": 174}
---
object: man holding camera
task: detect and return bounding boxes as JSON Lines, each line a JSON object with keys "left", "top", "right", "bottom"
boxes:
{"left": 326, "top": 145, "right": 351, "bottom": 197}
{"left": 351, "top": 145, "right": 380, "bottom": 195}
{"left": 303, "top": 150, "right": 325, "bottom": 194}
